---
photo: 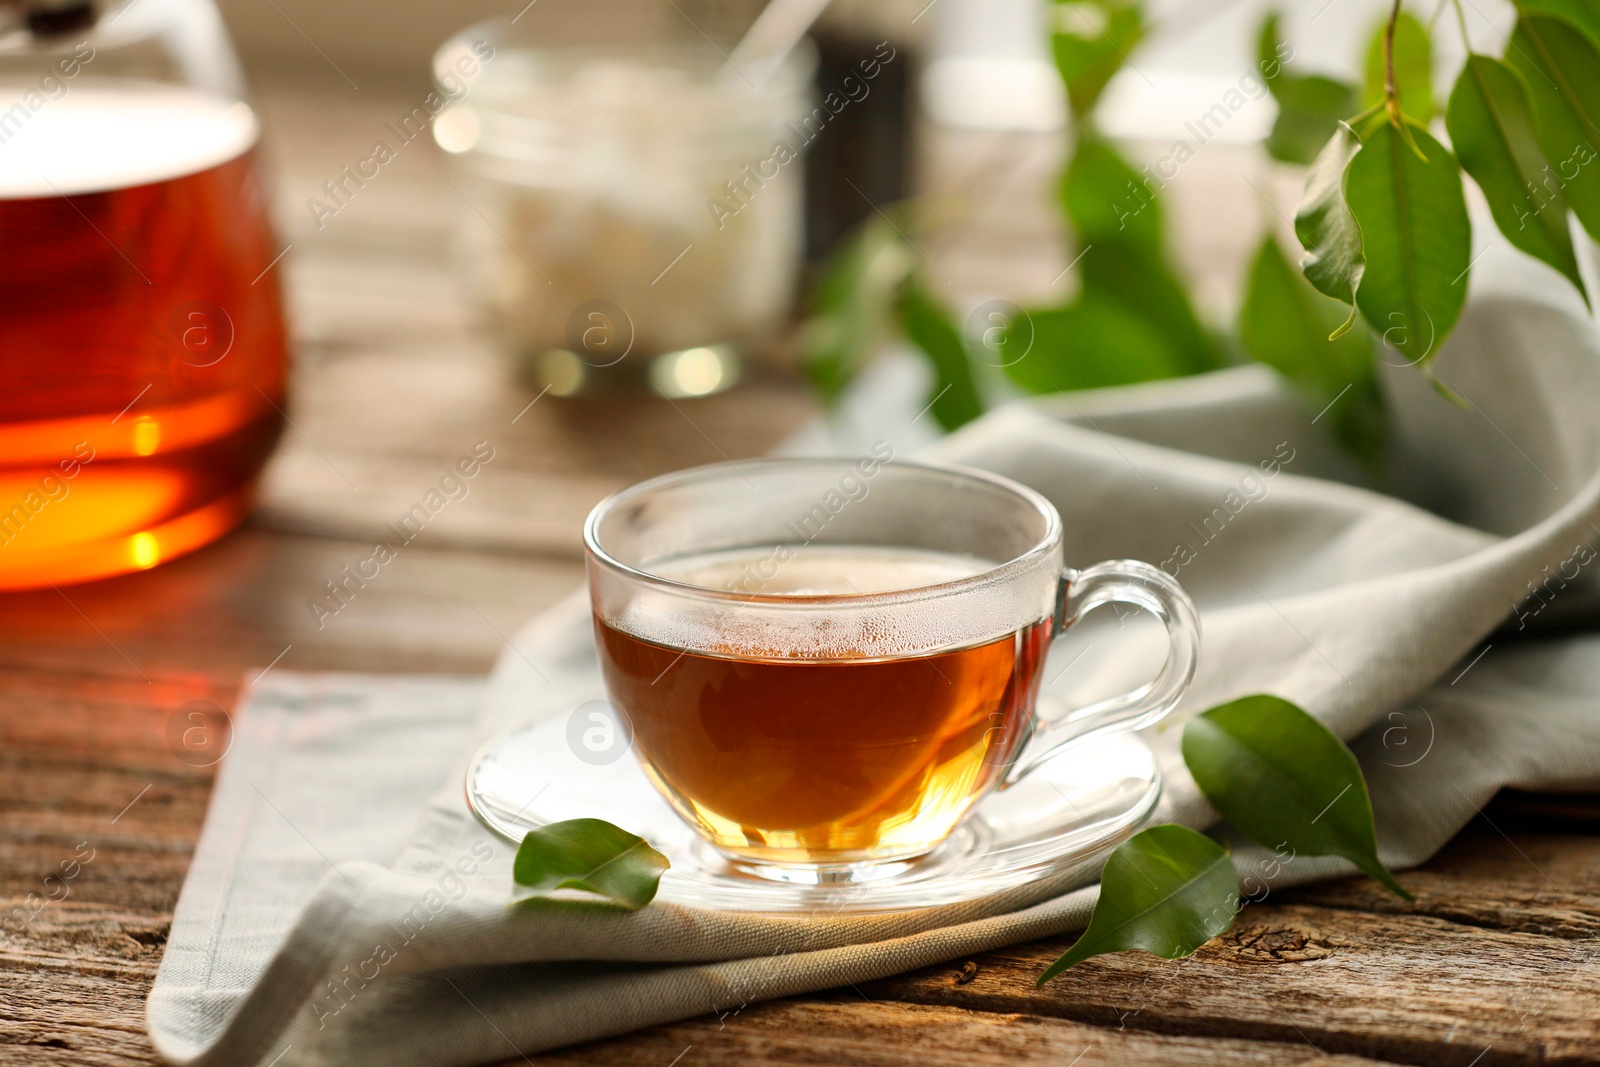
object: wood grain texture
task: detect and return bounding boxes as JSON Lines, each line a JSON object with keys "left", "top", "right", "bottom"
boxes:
{"left": 0, "top": 527, "right": 583, "bottom": 682}
{"left": 8, "top": 798, "right": 1600, "bottom": 1066}
{"left": 538, "top": 997, "right": 1402, "bottom": 1066}
{"left": 860, "top": 902, "right": 1600, "bottom": 1065}
{"left": 524, "top": 827, "right": 1600, "bottom": 1067}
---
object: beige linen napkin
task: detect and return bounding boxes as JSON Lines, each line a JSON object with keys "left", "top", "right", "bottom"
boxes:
{"left": 148, "top": 244, "right": 1600, "bottom": 1066}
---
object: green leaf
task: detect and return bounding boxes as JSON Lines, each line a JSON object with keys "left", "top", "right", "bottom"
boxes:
{"left": 1257, "top": 10, "right": 1291, "bottom": 99}
{"left": 1330, "top": 375, "right": 1388, "bottom": 474}
{"left": 1269, "top": 75, "right": 1364, "bottom": 166}
{"left": 512, "top": 818, "right": 669, "bottom": 910}
{"left": 1038, "top": 824, "right": 1238, "bottom": 982}
{"left": 1241, "top": 235, "right": 1371, "bottom": 389}
{"left": 1256, "top": 10, "right": 1363, "bottom": 164}
{"left": 1062, "top": 134, "right": 1162, "bottom": 257}
{"left": 1080, "top": 243, "right": 1226, "bottom": 374}
{"left": 1182, "top": 695, "right": 1412, "bottom": 900}
{"left": 1238, "top": 235, "right": 1385, "bottom": 469}
{"left": 1447, "top": 54, "right": 1587, "bottom": 301}
{"left": 1344, "top": 121, "right": 1471, "bottom": 367}
{"left": 1003, "top": 298, "right": 1186, "bottom": 394}
{"left": 1505, "top": 16, "right": 1600, "bottom": 243}
{"left": 1294, "top": 122, "right": 1366, "bottom": 307}
{"left": 1363, "top": 8, "right": 1434, "bottom": 123}
{"left": 1517, "top": 0, "right": 1600, "bottom": 51}
{"left": 1051, "top": 0, "right": 1144, "bottom": 117}
{"left": 898, "top": 276, "right": 985, "bottom": 431}
{"left": 801, "top": 218, "right": 916, "bottom": 401}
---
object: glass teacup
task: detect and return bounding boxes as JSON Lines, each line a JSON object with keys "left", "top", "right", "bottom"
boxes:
{"left": 585, "top": 455, "right": 1200, "bottom": 881}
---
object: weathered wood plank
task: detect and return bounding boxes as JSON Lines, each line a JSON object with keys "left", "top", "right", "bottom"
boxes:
{"left": 0, "top": 527, "right": 583, "bottom": 682}
{"left": 533, "top": 996, "right": 1405, "bottom": 1067}
{"left": 0, "top": 927, "right": 165, "bottom": 1067}
{"left": 857, "top": 881, "right": 1600, "bottom": 1066}
{"left": 1284, "top": 833, "right": 1600, "bottom": 942}
{"left": 0, "top": 751, "right": 209, "bottom": 912}
{"left": 4, "top": 777, "right": 1597, "bottom": 1067}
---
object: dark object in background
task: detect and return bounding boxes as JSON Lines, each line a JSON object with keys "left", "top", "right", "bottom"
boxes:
{"left": 23, "top": 0, "right": 96, "bottom": 36}
{"left": 802, "top": 27, "right": 914, "bottom": 265}
{"left": 654, "top": 0, "right": 918, "bottom": 272}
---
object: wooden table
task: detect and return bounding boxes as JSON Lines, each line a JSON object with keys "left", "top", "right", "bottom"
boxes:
{"left": 4, "top": 71, "right": 1599, "bottom": 1067}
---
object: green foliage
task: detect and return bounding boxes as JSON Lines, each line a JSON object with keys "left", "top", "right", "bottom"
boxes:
{"left": 1517, "top": 0, "right": 1600, "bottom": 49}
{"left": 512, "top": 818, "right": 669, "bottom": 910}
{"left": 1447, "top": 54, "right": 1587, "bottom": 300}
{"left": 1005, "top": 114, "right": 1225, "bottom": 395}
{"left": 801, "top": 0, "right": 1600, "bottom": 475}
{"left": 1181, "top": 695, "right": 1411, "bottom": 900}
{"left": 1344, "top": 121, "right": 1473, "bottom": 369}
{"left": 1363, "top": 8, "right": 1435, "bottom": 122}
{"left": 1061, "top": 134, "right": 1163, "bottom": 256}
{"left": 1259, "top": 12, "right": 1362, "bottom": 165}
{"left": 1329, "top": 375, "right": 1388, "bottom": 469}
{"left": 1004, "top": 299, "right": 1186, "bottom": 394}
{"left": 1081, "top": 243, "right": 1228, "bottom": 374}
{"left": 800, "top": 217, "right": 914, "bottom": 401}
{"left": 1238, "top": 235, "right": 1385, "bottom": 469}
{"left": 1039, "top": 691, "right": 1413, "bottom": 981}
{"left": 1294, "top": 122, "right": 1368, "bottom": 311}
{"left": 1256, "top": 10, "right": 1290, "bottom": 88}
{"left": 1283, "top": 2, "right": 1600, "bottom": 391}
{"left": 800, "top": 215, "right": 983, "bottom": 433}
{"left": 1051, "top": 0, "right": 1144, "bottom": 117}
{"left": 898, "top": 276, "right": 984, "bottom": 430}
{"left": 1038, "top": 824, "right": 1238, "bottom": 982}
{"left": 1270, "top": 75, "right": 1365, "bottom": 166}
{"left": 1505, "top": 16, "right": 1600, "bottom": 242}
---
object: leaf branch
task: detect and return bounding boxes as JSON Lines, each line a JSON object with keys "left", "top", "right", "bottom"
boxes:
{"left": 1380, "top": 0, "right": 1431, "bottom": 158}
{"left": 1384, "top": 0, "right": 1403, "bottom": 123}
{"left": 1449, "top": 0, "right": 1473, "bottom": 53}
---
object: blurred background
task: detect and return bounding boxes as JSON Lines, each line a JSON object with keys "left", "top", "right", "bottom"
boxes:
{"left": 0, "top": 0, "right": 1488, "bottom": 671}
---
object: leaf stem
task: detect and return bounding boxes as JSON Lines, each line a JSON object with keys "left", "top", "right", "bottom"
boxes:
{"left": 1449, "top": 0, "right": 1472, "bottom": 52}
{"left": 1345, "top": 101, "right": 1385, "bottom": 129}
{"left": 1384, "top": 0, "right": 1403, "bottom": 125}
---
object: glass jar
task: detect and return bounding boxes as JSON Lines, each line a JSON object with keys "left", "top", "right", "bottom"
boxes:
{"left": 0, "top": 0, "right": 286, "bottom": 589}
{"left": 432, "top": 22, "right": 813, "bottom": 398}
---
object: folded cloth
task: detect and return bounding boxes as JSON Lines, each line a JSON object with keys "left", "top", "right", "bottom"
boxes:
{"left": 148, "top": 246, "right": 1600, "bottom": 1066}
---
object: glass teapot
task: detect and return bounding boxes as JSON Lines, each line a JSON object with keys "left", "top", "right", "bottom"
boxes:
{"left": 0, "top": 0, "right": 286, "bottom": 589}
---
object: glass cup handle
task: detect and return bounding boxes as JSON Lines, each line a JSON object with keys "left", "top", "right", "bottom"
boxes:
{"left": 1002, "top": 559, "right": 1201, "bottom": 787}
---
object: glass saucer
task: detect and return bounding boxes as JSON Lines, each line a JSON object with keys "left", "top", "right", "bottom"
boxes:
{"left": 464, "top": 711, "right": 1160, "bottom": 913}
